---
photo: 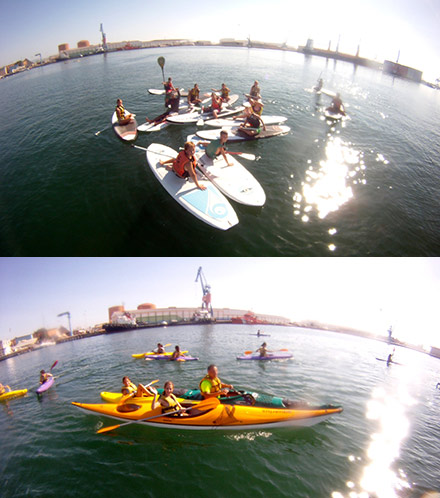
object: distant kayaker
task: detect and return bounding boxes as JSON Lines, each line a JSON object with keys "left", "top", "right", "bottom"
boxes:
{"left": 115, "top": 98, "right": 135, "bottom": 125}
{"left": 188, "top": 84, "right": 202, "bottom": 105}
{"left": 39, "top": 370, "right": 53, "bottom": 384}
{"left": 327, "top": 93, "right": 346, "bottom": 116}
{"left": 200, "top": 130, "right": 233, "bottom": 166}
{"left": 159, "top": 141, "right": 206, "bottom": 190}
{"left": 151, "top": 381, "right": 187, "bottom": 415}
{"left": 256, "top": 342, "right": 269, "bottom": 357}
{"left": 0, "top": 383, "right": 11, "bottom": 395}
{"left": 170, "top": 345, "right": 185, "bottom": 361}
{"left": 386, "top": 348, "right": 395, "bottom": 366}
{"left": 121, "top": 376, "right": 155, "bottom": 398}
{"left": 154, "top": 343, "right": 166, "bottom": 354}
{"left": 211, "top": 83, "right": 231, "bottom": 102}
{"left": 199, "top": 364, "right": 233, "bottom": 399}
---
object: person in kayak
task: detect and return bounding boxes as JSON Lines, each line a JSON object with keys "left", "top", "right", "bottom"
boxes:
{"left": 115, "top": 98, "right": 135, "bottom": 125}
{"left": 159, "top": 142, "right": 206, "bottom": 190}
{"left": 202, "top": 93, "right": 223, "bottom": 118}
{"left": 199, "top": 364, "right": 234, "bottom": 399}
{"left": 188, "top": 84, "right": 202, "bottom": 105}
{"left": 154, "top": 343, "right": 166, "bottom": 354}
{"left": 200, "top": 130, "right": 233, "bottom": 166}
{"left": 256, "top": 342, "right": 269, "bottom": 357}
{"left": 238, "top": 105, "right": 266, "bottom": 137}
{"left": 151, "top": 381, "right": 188, "bottom": 415}
{"left": 0, "top": 383, "right": 11, "bottom": 395}
{"left": 211, "top": 83, "right": 231, "bottom": 102}
{"left": 121, "top": 376, "right": 155, "bottom": 397}
{"left": 169, "top": 345, "right": 185, "bottom": 361}
{"left": 386, "top": 348, "right": 395, "bottom": 366}
{"left": 39, "top": 370, "right": 53, "bottom": 384}
{"left": 326, "top": 93, "right": 346, "bottom": 116}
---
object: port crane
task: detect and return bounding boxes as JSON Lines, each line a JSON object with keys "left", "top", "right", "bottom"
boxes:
{"left": 195, "top": 267, "right": 213, "bottom": 318}
{"left": 100, "top": 23, "right": 107, "bottom": 51}
{"left": 57, "top": 311, "right": 72, "bottom": 335}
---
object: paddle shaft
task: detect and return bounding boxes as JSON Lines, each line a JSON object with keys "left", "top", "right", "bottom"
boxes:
{"left": 97, "top": 397, "right": 219, "bottom": 433}
{"left": 132, "top": 144, "right": 176, "bottom": 160}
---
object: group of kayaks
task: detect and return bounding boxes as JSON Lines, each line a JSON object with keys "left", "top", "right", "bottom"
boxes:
{"left": 108, "top": 82, "right": 293, "bottom": 230}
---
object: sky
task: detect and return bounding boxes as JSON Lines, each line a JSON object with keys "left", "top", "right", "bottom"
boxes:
{"left": 1, "top": 257, "right": 439, "bottom": 349}
{"left": 1, "top": 0, "right": 440, "bottom": 81}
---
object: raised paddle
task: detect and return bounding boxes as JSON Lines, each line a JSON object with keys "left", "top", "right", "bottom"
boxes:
{"left": 97, "top": 397, "right": 220, "bottom": 434}
{"left": 50, "top": 360, "right": 58, "bottom": 371}
{"left": 117, "top": 379, "right": 159, "bottom": 405}
{"left": 157, "top": 56, "right": 165, "bottom": 81}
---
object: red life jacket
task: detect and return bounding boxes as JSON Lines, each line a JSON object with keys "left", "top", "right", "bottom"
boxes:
{"left": 172, "top": 150, "right": 196, "bottom": 178}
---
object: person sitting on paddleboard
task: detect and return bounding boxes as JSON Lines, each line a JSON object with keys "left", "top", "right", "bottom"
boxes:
{"left": 0, "top": 383, "right": 11, "bottom": 395}
{"left": 326, "top": 93, "right": 346, "bottom": 116}
{"left": 248, "top": 96, "right": 264, "bottom": 116}
{"left": 159, "top": 142, "right": 206, "bottom": 191}
{"left": 211, "top": 83, "right": 231, "bottom": 103}
{"left": 151, "top": 381, "right": 188, "bottom": 415}
{"left": 121, "top": 376, "right": 154, "bottom": 398}
{"left": 188, "top": 84, "right": 202, "bottom": 105}
{"left": 115, "top": 98, "right": 134, "bottom": 125}
{"left": 202, "top": 93, "right": 223, "bottom": 119}
{"left": 256, "top": 342, "right": 269, "bottom": 358}
{"left": 199, "top": 364, "right": 233, "bottom": 399}
{"left": 238, "top": 104, "right": 266, "bottom": 137}
{"left": 314, "top": 78, "right": 323, "bottom": 92}
{"left": 170, "top": 345, "right": 185, "bottom": 361}
{"left": 39, "top": 370, "right": 53, "bottom": 384}
{"left": 145, "top": 90, "right": 180, "bottom": 125}
{"left": 199, "top": 130, "right": 233, "bottom": 166}
{"left": 249, "top": 80, "right": 261, "bottom": 100}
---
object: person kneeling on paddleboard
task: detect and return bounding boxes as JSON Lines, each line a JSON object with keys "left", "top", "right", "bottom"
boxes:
{"left": 115, "top": 99, "right": 134, "bottom": 125}
{"left": 151, "top": 381, "right": 188, "bottom": 416}
{"left": 199, "top": 364, "right": 233, "bottom": 399}
{"left": 160, "top": 142, "right": 206, "bottom": 190}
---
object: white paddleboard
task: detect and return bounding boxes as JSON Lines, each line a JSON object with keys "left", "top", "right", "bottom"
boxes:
{"left": 195, "top": 150, "right": 265, "bottom": 207}
{"left": 112, "top": 111, "right": 138, "bottom": 141}
{"left": 196, "top": 125, "right": 290, "bottom": 142}
{"left": 167, "top": 106, "right": 245, "bottom": 125}
{"left": 323, "top": 109, "right": 346, "bottom": 121}
{"left": 137, "top": 120, "right": 170, "bottom": 132}
{"left": 148, "top": 88, "right": 185, "bottom": 95}
{"left": 204, "top": 115, "right": 287, "bottom": 128}
{"left": 146, "top": 143, "right": 239, "bottom": 230}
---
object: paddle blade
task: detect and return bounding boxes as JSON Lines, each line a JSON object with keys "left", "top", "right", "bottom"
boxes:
{"left": 97, "top": 423, "right": 123, "bottom": 434}
{"left": 50, "top": 360, "right": 58, "bottom": 371}
{"left": 145, "top": 379, "right": 159, "bottom": 388}
{"left": 244, "top": 350, "right": 253, "bottom": 355}
{"left": 196, "top": 118, "right": 204, "bottom": 127}
{"left": 157, "top": 56, "right": 165, "bottom": 68}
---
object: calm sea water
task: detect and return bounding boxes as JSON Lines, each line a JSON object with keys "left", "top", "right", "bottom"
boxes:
{"left": 1, "top": 47, "right": 440, "bottom": 256}
{"left": 1, "top": 324, "right": 439, "bottom": 497}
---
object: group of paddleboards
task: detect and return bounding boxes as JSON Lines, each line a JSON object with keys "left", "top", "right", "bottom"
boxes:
{"left": 0, "top": 360, "right": 58, "bottom": 404}
{"left": 104, "top": 70, "right": 294, "bottom": 230}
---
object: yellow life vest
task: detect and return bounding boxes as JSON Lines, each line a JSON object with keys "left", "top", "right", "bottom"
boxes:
{"left": 199, "top": 374, "right": 222, "bottom": 394}
{"left": 159, "top": 393, "right": 179, "bottom": 413}
{"left": 116, "top": 104, "right": 126, "bottom": 120}
{"left": 122, "top": 380, "right": 137, "bottom": 394}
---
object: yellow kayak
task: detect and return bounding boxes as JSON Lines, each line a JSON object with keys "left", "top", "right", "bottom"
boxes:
{"left": 72, "top": 398, "right": 343, "bottom": 430}
{"left": 132, "top": 350, "right": 188, "bottom": 359}
{"left": 100, "top": 391, "right": 187, "bottom": 404}
{"left": 0, "top": 389, "right": 28, "bottom": 402}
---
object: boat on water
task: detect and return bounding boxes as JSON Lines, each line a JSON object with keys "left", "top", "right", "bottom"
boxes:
{"left": 0, "top": 388, "right": 28, "bottom": 402}
{"left": 72, "top": 398, "right": 343, "bottom": 430}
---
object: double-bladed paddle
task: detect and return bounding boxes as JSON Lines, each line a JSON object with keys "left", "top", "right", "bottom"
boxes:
{"left": 97, "top": 397, "right": 219, "bottom": 434}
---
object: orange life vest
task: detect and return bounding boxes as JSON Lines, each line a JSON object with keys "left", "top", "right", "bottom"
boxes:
{"left": 172, "top": 150, "right": 196, "bottom": 178}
